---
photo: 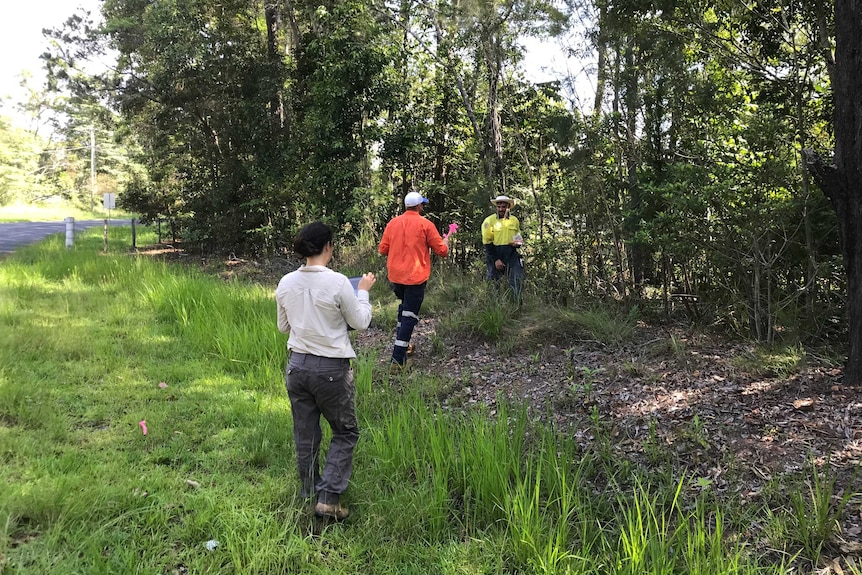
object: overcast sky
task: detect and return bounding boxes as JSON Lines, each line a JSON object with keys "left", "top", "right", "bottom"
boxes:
{"left": 0, "top": 0, "right": 101, "bottom": 123}
{"left": 0, "top": 2, "right": 594, "bottom": 126}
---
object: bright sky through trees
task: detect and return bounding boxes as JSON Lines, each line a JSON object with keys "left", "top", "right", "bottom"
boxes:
{"left": 0, "top": 0, "right": 102, "bottom": 125}
{"left": 0, "top": 1, "right": 594, "bottom": 127}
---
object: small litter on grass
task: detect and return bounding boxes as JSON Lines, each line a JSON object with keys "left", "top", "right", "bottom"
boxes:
{"left": 185, "top": 479, "right": 201, "bottom": 489}
{"left": 205, "top": 540, "right": 219, "bottom": 551}
{"left": 158, "top": 382, "right": 168, "bottom": 389}
{"left": 139, "top": 420, "right": 148, "bottom": 435}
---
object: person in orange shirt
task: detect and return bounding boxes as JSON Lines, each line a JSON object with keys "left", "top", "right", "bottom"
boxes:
{"left": 378, "top": 191, "right": 449, "bottom": 367}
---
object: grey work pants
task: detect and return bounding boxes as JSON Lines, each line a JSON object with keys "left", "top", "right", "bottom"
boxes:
{"left": 286, "top": 352, "right": 358, "bottom": 505}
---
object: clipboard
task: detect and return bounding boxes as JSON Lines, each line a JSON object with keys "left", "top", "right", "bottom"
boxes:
{"left": 349, "top": 276, "right": 361, "bottom": 295}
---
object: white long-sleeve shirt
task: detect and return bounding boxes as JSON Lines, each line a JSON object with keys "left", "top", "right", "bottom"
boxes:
{"left": 275, "top": 265, "right": 372, "bottom": 358}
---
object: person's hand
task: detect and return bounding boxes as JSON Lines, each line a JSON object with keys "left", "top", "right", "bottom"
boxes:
{"left": 442, "top": 236, "right": 450, "bottom": 247}
{"left": 357, "top": 272, "right": 376, "bottom": 292}
{"left": 495, "top": 259, "right": 505, "bottom": 271}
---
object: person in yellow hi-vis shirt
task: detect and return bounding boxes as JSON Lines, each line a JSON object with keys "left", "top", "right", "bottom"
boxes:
{"left": 481, "top": 195, "right": 525, "bottom": 304}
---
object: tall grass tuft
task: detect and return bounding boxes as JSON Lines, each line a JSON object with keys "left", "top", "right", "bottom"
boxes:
{"left": 136, "top": 262, "right": 285, "bottom": 383}
{"left": 439, "top": 298, "right": 508, "bottom": 343}
{"left": 612, "top": 477, "right": 758, "bottom": 575}
{"left": 567, "top": 305, "right": 639, "bottom": 346}
{"left": 787, "top": 461, "right": 852, "bottom": 563}
{"left": 352, "top": 350, "right": 376, "bottom": 396}
{"left": 506, "top": 433, "right": 602, "bottom": 574}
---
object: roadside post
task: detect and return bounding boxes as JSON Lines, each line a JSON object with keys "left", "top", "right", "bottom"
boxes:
{"left": 65, "top": 217, "right": 74, "bottom": 249}
{"left": 103, "top": 193, "right": 115, "bottom": 252}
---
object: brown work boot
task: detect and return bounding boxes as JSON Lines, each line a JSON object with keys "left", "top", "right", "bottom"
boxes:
{"left": 388, "top": 358, "right": 413, "bottom": 376}
{"left": 406, "top": 342, "right": 415, "bottom": 356}
{"left": 314, "top": 502, "right": 350, "bottom": 521}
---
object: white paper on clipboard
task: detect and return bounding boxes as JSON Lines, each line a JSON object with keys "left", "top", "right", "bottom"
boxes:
{"left": 348, "top": 276, "right": 361, "bottom": 295}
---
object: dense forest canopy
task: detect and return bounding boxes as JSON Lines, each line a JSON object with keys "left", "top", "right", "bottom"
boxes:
{"left": 4, "top": 0, "right": 859, "bottom": 363}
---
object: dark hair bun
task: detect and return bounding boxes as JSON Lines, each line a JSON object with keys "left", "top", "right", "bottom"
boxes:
{"left": 293, "top": 221, "right": 333, "bottom": 257}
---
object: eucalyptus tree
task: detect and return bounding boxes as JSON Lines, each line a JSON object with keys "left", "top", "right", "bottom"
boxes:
{"left": 6, "top": 8, "right": 142, "bottom": 211}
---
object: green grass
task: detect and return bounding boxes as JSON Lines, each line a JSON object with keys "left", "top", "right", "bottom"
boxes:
{"left": 730, "top": 343, "right": 807, "bottom": 378}
{"left": 0, "top": 228, "right": 850, "bottom": 574}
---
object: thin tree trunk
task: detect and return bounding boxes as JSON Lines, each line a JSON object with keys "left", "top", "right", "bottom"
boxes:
{"left": 592, "top": 0, "right": 607, "bottom": 118}
{"left": 624, "top": 44, "right": 642, "bottom": 295}
{"left": 481, "top": 28, "right": 506, "bottom": 194}
{"left": 427, "top": 17, "right": 490, "bottom": 192}
{"left": 265, "top": 1, "right": 285, "bottom": 129}
{"left": 283, "top": 0, "right": 300, "bottom": 56}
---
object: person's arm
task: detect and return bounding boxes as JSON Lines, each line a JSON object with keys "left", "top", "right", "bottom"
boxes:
{"left": 481, "top": 216, "right": 494, "bottom": 246}
{"left": 427, "top": 221, "right": 449, "bottom": 257}
{"left": 339, "top": 274, "right": 374, "bottom": 330}
{"left": 484, "top": 242, "right": 497, "bottom": 261}
{"left": 482, "top": 216, "right": 501, "bottom": 264}
{"left": 276, "top": 297, "right": 290, "bottom": 334}
{"left": 378, "top": 223, "right": 391, "bottom": 256}
{"left": 511, "top": 216, "right": 523, "bottom": 246}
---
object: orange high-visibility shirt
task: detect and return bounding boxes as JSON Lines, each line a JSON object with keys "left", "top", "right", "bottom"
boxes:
{"left": 378, "top": 210, "right": 449, "bottom": 285}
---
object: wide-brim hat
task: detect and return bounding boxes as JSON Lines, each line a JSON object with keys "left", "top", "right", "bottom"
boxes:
{"left": 491, "top": 195, "right": 515, "bottom": 207}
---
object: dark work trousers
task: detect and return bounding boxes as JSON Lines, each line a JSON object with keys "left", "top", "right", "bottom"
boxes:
{"left": 485, "top": 245, "right": 525, "bottom": 304}
{"left": 286, "top": 352, "right": 358, "bottom": 505}
{"left": 390, "top": 282, "right": 426, "bottom": 365}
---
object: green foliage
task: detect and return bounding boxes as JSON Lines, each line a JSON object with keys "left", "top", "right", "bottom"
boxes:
{"left": 25, "top": 0, "right": 847, "bottom": 352}
{"left": 730, "top": 343, "right": 806, "bottom": 378}
{"left": 0, "top": 118, "right": 49, "bottom": 205}
{"left": 0, "top": 236, "right": 836, "bottom": 574}
{"left": 435, "top": 283, "right": 510, "bottom": 343}
{"left": 786, "top": 462, "right": 853, "bottom": 561}
{"left": 565, "top": 304, "right": 639, "bottom": 346}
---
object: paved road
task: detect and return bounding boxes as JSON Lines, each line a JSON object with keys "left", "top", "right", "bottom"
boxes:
{"left": 0, "top": 219, "right": 132, "bottom": 254}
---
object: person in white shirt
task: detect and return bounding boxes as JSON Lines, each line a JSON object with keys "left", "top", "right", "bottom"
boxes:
{"left": 275, "top": 221, "right": 375, "bottom": 521}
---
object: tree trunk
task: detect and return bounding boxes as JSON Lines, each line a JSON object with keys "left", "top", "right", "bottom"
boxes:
{"left": 265, "top": 1, "right": 285, "bottom": 130}
{"left": 481, "top": 28, "right": 506, "bottom": 195}
{"left": 592, "top": 0, "right": 607, "bottom": 118}
{"left": 282, "top": 0, "right": 300, "bottom": 56}
{"left": 429, "top": 16, "right": 490, "bottom": 193}
{"left": 804, "top": 0, "right": 862, "bottom": 384}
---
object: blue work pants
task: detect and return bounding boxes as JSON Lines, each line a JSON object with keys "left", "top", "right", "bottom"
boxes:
{"left": 390, "top": 282, "right": 426, "bottom": 365}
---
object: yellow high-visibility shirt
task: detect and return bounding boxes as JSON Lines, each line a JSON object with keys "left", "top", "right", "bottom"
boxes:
{"left": 482, "top": 213, "right": 521, "bottom": 246}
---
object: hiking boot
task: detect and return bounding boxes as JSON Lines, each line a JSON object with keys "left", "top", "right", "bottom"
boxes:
{"left": 314, "top": 502, "right": 350, "bottom": 521}
{"left": 389, "top": 361, "right": 404, "bottom": 376}
{"left": 389, "top": 358, "right": 414, "bottom": 375}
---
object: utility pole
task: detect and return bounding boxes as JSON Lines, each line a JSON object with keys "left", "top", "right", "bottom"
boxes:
{"left": 90, "top": 126, "right": 96, "bottom": 211}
